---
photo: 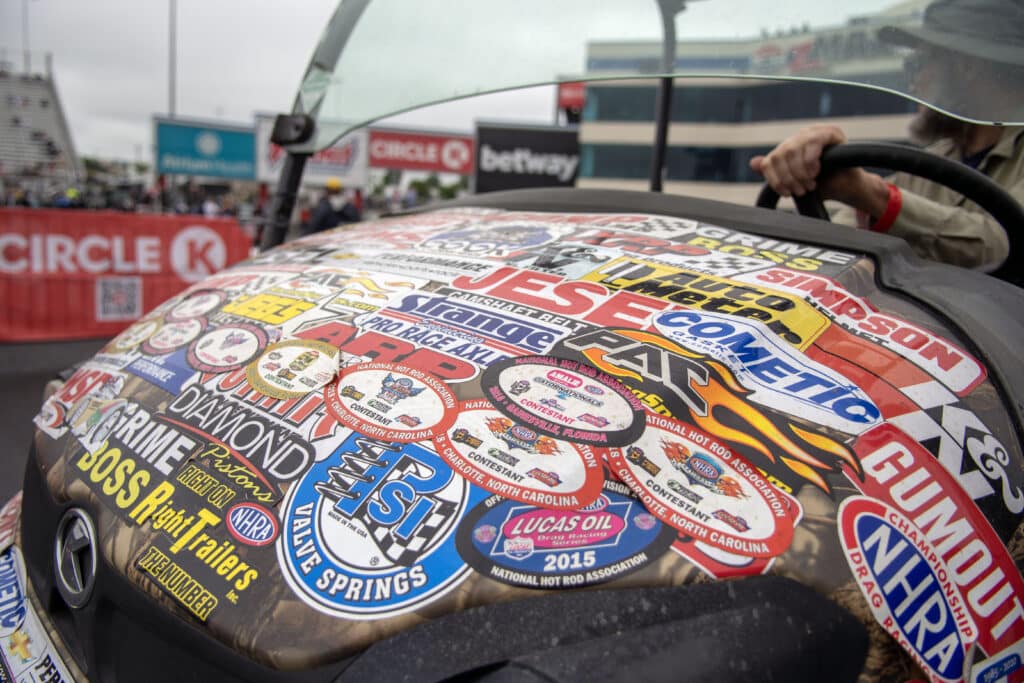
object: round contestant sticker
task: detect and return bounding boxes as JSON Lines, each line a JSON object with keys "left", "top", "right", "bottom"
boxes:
{"left": 108, "top": 319, "right": 160, "bottom": 353}
{"left": 606, "top": 414, "right": 795, "bottom": 558}
{"left": 187, "top": 323, "right": 268, "bottom": 374}
{"left": 324, "top": 362, "right": 457, "bottom": 443}
{"left": 167, "top": 289, "right": 227, "bottom": 321}
{"left": 435, "top": 399, "right": 604, "bottom": 510}
{"left": 141, "top": 318, "right": 206, "bottom": 356}
{"left": 247, "top": 339, "right": 339, "bottom": 399}
{"left": 482, "top": 355, "right": 645, "bottom": 447}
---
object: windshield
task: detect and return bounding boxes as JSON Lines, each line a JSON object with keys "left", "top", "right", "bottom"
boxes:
{"left": 292, "top": 0, "right": 1024, "bottom": 152}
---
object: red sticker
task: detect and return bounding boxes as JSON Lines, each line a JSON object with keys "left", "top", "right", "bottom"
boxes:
{"left": 435, "top": 399, "right": 604, "bottom": 510}
{"left": 606, "top": 414, "right": 795, "bottom": 558}
{"left": 324, "top": 362, "right": 458, "bottom": 443}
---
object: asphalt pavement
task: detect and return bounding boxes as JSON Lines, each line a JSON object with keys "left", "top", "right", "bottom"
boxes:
{"left": 0, "top": 338, "right": 109, "bottom": 503}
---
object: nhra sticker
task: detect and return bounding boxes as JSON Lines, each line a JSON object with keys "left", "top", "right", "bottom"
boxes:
{"left": 838, "top": 497, "right": 976, "bottom": 683}
{"left": 606, "top": 414, "right": 795, "bottom": 558}
{"left": 324, "top": 362, "right": 457, "bottom": 443}
{"left": 168, "top": 289, "right": 227, "bottom": 321}
{"left": 187, "top": 323, "right": 269, "bottom": 374}
{"left": 436, "top": 399, "right": 604, "bottom": 510}
{"left": 141, "top": 317, "right": 207, "bottom": 356}
{"left": 456, "top": 480, "right": 675, "bottom": 589}
{"left": 278, "top": 433, "right": 487, "bottom": 619}
{"left": 226, "top": 503, "right": 279, "bottom": 547}
{"left": 482, "top": 355, "right": 645, "bottom": 447}
{"left": 246, "top": 339, "right": 339, "bottom": 399}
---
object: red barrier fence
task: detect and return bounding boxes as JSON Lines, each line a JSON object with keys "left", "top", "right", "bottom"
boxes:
{"left": 0, "top": 209, "right": 252, "bottom": 342}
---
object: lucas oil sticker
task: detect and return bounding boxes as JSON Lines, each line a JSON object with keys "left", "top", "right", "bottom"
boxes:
{"left": 324, "top": 362, "right": 458, "bottom": 443}
{"left": 838, "top": 497, "right": 977, "bottom": 683}
{"left": 246, "top": 339, "right": 339, "bottom": 399}
{"left": 481, "top": 355, "right": 645, "bottom": 447}
{"left": 278, "top": 433, "right": 487, "bottom": 619}
{"left": 455, "top": 480, "right": 675, "bottom": 589}
{"left": 606, "top": 414, "right": 795, "bottom": 558}
{"left": 435, "top": 399, "right": 604, "bottom": 510}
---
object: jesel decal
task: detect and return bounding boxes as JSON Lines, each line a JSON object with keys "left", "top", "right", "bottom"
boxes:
{"left": 278, "top": 433, "right": 486, "bottom": 619}
{"left": 481, "top": 355, "right": 645, "bottom": 447}
{"left": 838, "top": 496, "right": 976, "bottom": 683}
{"left": 606, "top": 414, "right": 795, "bottom": 558}
{"left": 324, "top": 362, "right": 458, "bottom": 443}
{"left": 456, "top": 480, "right": 675, "bottom": 589}
{"left": 435, "top": 399, "right": 604, "bottom": 510}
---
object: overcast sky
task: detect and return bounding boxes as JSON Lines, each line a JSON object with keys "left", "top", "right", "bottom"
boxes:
{"left": 1, "top": 0, "right": 902, "bottom": 163}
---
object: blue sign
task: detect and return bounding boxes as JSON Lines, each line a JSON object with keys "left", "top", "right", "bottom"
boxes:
{"left": 155, "top": 119, "right": 255, "bottom": 179}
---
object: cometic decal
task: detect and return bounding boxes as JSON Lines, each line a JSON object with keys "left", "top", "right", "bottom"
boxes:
{"left": 481, "top": 355, "right": 646, "bottom": 447}
{"left": 456, "top": 480, "right": 675, "bottom": 589}
{"left": 278, "top": 433, "right": 486, "bottom": 619}
{"left": 435, "top": 399, "right": 604, "bottom": 510}
{"left": 838, "top": 496, "right": 976, "bottom": 683}
{"left": 606, "top": 414, "right": 796, "bottom": 558}
{"left": 324, "top": 362, "right": 458, "bottom": 443}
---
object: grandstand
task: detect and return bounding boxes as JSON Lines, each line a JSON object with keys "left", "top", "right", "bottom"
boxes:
{"left": 0, "top": 54, "right": 81, "bottom": 185}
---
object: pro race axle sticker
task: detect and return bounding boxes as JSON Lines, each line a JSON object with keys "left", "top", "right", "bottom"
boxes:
{"left": 481, "top": 355, "right": 645, "bottom": 447}
{"left": 456, "top": 480, "right": 675, "bottom": 589}
{"left": 324, "top": 361, "right": 457, "bottom": 443}
{"left": 278, "top": 433, "right": 487, "bottom": 619}
{"left": 606, "top": 414, "right": 795, "bottom": 558}
{"left": 436, "top": 399, "right": 604, "bottom": 510}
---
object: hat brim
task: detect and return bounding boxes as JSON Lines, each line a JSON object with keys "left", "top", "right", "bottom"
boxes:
{"left": 879, "top": 25, "right": 1024, "bottom": 66}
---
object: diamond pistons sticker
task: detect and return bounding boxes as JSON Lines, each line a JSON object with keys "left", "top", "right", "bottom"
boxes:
{"left": 247, "top": 339, "right": 339, "bottom": 399}
{"left": 435, "top": 399, "right": 604, "bottom": 510}
{"left": 606, "top": 414, "right": 795, "bottom": 558}
{"left": 481, "top": 355, "right": 645, "bottom": 447}
{"left": 324, "top": 362, "right": 458, "bottom": 443}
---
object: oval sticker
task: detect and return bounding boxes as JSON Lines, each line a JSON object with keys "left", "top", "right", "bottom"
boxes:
{"left": 141, "top": 317, "right": 206, "bottom": 356}
{"left": 186, "top": 323, "right": 269, "bottom": 374}
{"left": 606, "top": 414, "right": 794, "bottom": 558}
{"left": 435, "top": 398, "right": 604, "bottom": 510}
{"left": 167, "top": 289, "right": 227, "bottom": 321}
{"left": 226, "top": 502, "right": 279, "bottom": 547}
{"left": 247, "top": 339, "right": 339, "bottom": 399}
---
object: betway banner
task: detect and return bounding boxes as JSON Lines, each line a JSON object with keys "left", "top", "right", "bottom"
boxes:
{"left": 0, "top": 209, "right": 251, "bottom": 341}
{"left": 474, "top": 124, "right": 579, "bottom": 193}
{"left": 369, "top": 129, "right": 474, "bottom": 174}
{"left": 256, "top": 114, "right": 368, "bottom": 187}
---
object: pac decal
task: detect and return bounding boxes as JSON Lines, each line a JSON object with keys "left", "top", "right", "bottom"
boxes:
{"left": 456, "top": 480, "right": 675, "bottom": 589}
{"left": 278, "top": 433, "right": 486, "bottom": 619}
{"left": 482, "top": 355, "right": 645, "bottom": 447}
{"left": 436, "top": 399, "right": 604, "bottom": 510}
{"left": 606, "top": 414, "right": 795, "bottom": 558}
{"left": 324, "top": 362, "right": 458, "bottom": 443}
{"left": 246, "top": 339, "right": 339, "bottom": 399}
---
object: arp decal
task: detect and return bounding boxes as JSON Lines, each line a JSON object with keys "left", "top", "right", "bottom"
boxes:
{"left": 482, "top": 355, "right": 646, "bottom": 447}
{"left": 419, "top": 222, "right": 562, "bottom": 258}
{"left": 582, "top": 256, "right": 830, "bottom": 348}
{"left": 278, "top": 433, "right": 486, "bottom": 619}
{"left": 141, "top": 317, "right": 207, "bottom": 356}
{"left": 167, "top": 289, "right": 227, "bottom": 321}
{"left": 435, "top": 399, "right": 604, "bottom": 510}
{"left": 186, "top": 323, "right": 270, "bottom": 374}
{"left": 225, "top": 503, "right": 279, "bottom": 547}
{"left": 839, "top": 496, "right": 976, "bottom": 683}
{"left": 850, "top": 424, "right": 1024, "bottom": 659}
{"left": 556, "top": 327, "right": 860, "bottom": 492}
{"left": 606, "top": 414, "right": 796, "bottom": 558}
{"left": 740, "top": 268, "right": 985, "bottom": 395}
{"left": 455, "top": 480, "right": 675, "bottom": 589}
{"left": 246, "top": 339, "right": 339, "bottom": 400}
{"left": 654, "top": 309, "right": 880, "bottom": 434}
{"left": 324, "top": 362, "right": 457, "bottom": 443}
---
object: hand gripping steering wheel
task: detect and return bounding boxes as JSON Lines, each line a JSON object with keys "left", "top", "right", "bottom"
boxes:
{"left": 755, "top": 142, "right": 1023, "bottom": 286}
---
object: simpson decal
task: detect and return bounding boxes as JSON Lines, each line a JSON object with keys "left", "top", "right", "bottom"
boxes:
{"left": 839, "top": 497, "right": 976, "bottom": 683}
{"left": 482, "top": 355, "right": 645, "bottom": 447}
{"left": 246, "top": 339, "right": 339, "bottom": 399}
{"left": 278, "top": 433, "right": 486, "bottom": 619}
{"left": 606, "top": 414, "right": 795, "bottom": 558}
{"left": 141, "top": 317, "right": 206, "bottom": 356}
{"left": 654, "top": 309, "right": 881, "bottom": 434}
{"left": 167, "top": 289, "right": 227, "bottom": 321}
{"left": 435, "top": 399, "right": 604, "bottom": 510}
{"left": 324, "top": 362, "right": 458, "bottom": 443}
{"left": 187, "top": 324, "right": 269, "bottom": 374}
{"left": 456, "top": 480, "right": 675, "bottom": 589}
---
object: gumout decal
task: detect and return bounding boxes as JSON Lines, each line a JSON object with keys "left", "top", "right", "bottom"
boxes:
{"left": 435, "top": 399, "right": 605, "bottom": 510}
{"left": 455, "top": 480, "right": 676, "bottom": 589}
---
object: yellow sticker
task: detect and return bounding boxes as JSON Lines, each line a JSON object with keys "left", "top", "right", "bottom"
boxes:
{"left": 245, "top": 339, "right": 339, "bottom": 399}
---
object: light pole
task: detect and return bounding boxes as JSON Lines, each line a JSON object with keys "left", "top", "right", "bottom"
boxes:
{"left": 169, "top": 0, "right": 177, "bottom": 118}
{"left": 22, "top": 0, "right": 30, "bottom": 73}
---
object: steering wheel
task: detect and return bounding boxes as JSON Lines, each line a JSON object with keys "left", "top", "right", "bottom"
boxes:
{"left": 755, "top": 142, "right": 1023, "bottom": 286}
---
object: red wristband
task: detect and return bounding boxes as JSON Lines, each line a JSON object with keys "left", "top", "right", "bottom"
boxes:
{"left": 870, "top": 183, "right": 902, "bottom": 233}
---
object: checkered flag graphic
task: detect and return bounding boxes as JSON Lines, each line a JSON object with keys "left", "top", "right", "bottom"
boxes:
{"left": 666, "top": 251, "right": 771, "bottom": 277}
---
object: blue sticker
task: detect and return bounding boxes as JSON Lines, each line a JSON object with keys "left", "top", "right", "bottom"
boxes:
{"left": 456, "top": 480, "right": 675, "bottom": 589}
{"left": 0, "top": 549, "right": 26, "bottom": 637}
{"left": 278, "top": 433, "right": 486, "bottom": 619}
{"left": 126, "top": 347, "right": 197, "bottom": 394}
